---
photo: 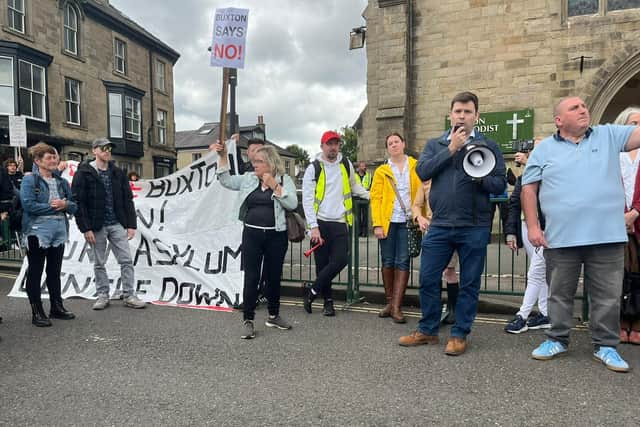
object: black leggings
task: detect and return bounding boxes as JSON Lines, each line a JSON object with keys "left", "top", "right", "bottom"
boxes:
{"left": 241, "top": 227, "right": 288, "bottom": 321}
{"left": 25, "top": 236, "right": 64, "bottom": 306}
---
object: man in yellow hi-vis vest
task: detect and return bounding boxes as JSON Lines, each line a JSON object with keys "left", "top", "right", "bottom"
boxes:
{"left": 301, "top": 130, "right": 370, "bottom": 316}
{"left": 355, "top": 161, "right": 372, "bottom": 237}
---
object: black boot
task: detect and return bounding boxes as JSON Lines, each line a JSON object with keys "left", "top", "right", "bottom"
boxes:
{"left": 31, "top": 303, "right": 52, "bottom": 327}
{"left": 50, "top": 299, "right": 75, "bottom": 320}
{"left": 442, "top": 282, "right": 458, "bottom": 325}
{"left": 303, "top": 282, "right": 316, "bottom": 313}
{"left": 322, "top": 299, "right": 335, "bottom": 317}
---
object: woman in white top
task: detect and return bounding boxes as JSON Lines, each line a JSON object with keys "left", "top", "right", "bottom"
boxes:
{"left": 616, "top": 106, "right": 640, "bottom": 345}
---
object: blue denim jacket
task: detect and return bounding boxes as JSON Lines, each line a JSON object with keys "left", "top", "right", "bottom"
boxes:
{"left": 216, "top": 164, "right": 298, "bottom": 232}
{"left": 20, "top": 168, "right": 77, "bottom": 247}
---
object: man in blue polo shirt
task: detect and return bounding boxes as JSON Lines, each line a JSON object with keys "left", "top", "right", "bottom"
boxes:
{"left": 522, "top": 96, "right": 640, "bottom": 373}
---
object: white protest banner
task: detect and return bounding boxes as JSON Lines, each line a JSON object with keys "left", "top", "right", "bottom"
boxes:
{"left": 210, "top": 7, "right": 249, "bottom": 69}
{"left": 9, "top": 115, "right": 27, "bottom": 147}
{"left": 9, "top": 150, "right": 245, "bottom": 311}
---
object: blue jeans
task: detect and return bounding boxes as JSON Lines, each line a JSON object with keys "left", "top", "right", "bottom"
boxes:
{"left": 418, "top": 226, "right": 490, "bottom": 337}
{"left": 379, "top": 222, "right": 409, "bottom": 271}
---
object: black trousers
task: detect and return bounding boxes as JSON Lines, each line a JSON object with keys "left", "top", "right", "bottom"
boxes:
{"left": 358, "top": 202, "right": 369, "bottom": 236}
{"left": 312, "top": 220, "right": 350, "bottom": 300}
{"left": 25, "top": 236, "right": 64, "bottom": 306}
{"left": 241, "top": 227, "right": 288, "bottom": 321}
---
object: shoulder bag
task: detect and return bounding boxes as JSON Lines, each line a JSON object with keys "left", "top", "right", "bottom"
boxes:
{"left": 387, "top": 176, "right": 422, "bottom": 258}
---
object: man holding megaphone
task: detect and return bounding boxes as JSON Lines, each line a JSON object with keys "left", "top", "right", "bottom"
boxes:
{"left": 398, "top": 92, "right": 506, "bottom": 356}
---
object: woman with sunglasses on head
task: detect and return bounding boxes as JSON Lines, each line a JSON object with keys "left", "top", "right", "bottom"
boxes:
{"left": 213, "top": 139, "right": 298, "bottom": 339}
{"left": 20, "top": 142, "right": 77, "bottom": 326}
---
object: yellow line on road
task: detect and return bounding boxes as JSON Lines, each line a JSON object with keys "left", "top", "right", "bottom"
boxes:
{"left": 280, "top": 298, "right": 589, "bottom": 331}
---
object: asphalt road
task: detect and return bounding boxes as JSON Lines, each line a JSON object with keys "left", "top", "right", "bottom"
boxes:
{"left": 1, "top": 273, "right": 639, "bottom": 427}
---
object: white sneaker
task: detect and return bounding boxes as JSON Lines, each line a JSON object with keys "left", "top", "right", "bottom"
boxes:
{"left": 123, "top": 295, "right": 146, "bottom": 309}
{"left": 92, "top": 294, "right": 110, "bottom": 310}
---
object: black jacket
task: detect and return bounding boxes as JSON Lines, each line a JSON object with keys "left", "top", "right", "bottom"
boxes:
{"left": 71, "top": 160, "right": 136, "bottom": 233}
{"left": 504, "top": 176, "right": 545, "bottom": 248}
{"left": 416, "top": 131, "right": 507, "bottom": 227}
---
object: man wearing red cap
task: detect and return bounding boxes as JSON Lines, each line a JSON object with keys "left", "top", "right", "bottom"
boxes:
{"left": 301, "top": 130, "right": 369, "bottom": 316}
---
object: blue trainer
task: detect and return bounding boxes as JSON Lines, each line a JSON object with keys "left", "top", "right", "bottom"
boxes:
{"left": 505, "top": 315, "right": 528, "bottom": 334}
{"left": 593, "top": 347, "right": 630, "bottom": 373}
{"left": 527, "top": 313, "right": 551, "bottom": 330}
{"left": 531, "top": 340, "right": 567, "bottom": 360}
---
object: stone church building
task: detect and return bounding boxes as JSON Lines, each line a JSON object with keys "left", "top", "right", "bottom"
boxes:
{"left": 358, "top": 0, "right": 640, "bottom": 163}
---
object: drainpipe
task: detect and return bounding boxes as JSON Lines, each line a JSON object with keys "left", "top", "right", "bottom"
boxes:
{"left": 405, "top": 0, "right": 414, "bottom": 151}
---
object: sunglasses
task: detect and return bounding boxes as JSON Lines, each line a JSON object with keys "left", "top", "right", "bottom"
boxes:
{"left": 99, "top": 145, "right": 113, "bottom": 152}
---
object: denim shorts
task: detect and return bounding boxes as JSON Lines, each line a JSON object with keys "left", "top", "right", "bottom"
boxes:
{"left": 25, "top": 216, "right": 67, "bottom": 249}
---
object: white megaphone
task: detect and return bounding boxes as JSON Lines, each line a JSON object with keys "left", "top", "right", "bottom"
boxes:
{"left": 462, "top": 142, "right": 496, "bottom": 179}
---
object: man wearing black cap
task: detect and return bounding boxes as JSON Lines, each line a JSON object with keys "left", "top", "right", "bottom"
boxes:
{"left": 301, "top": 130, "right": 369, "bottom": 316}
{"left": 72, "top": 138, "right": 145, "bottom": 310}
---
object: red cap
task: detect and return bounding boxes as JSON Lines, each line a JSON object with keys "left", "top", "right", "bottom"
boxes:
{"left": 321, "top": 130, "right": 342, "bottom": 144}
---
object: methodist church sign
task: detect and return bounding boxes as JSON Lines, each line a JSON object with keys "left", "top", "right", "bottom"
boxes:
{"left": 445, "top": 109, "right": 534, "bottom": 153}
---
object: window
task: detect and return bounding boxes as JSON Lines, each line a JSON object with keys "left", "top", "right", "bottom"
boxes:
{"left": 105, "top": 82, "right": 145, "bottom": 144}
{"left": 609, "top": 0, "right": 640, "bottom": 10}
{"left": 114, "top": 38, "right": 126, "bottom": 74}
{"left": 192, "top": 153, "right": 202, "bottom": 162}
{"left": 285, "top": 160, "right": 291, "bottom": 173}
{"left": 157, "top": 109, "right": 167, "bottom": 145}
{"left": 18, "top": 60, "right": 45, "bottom": 121}
{"left": 64, "top": 78, "right": 80, "bottom": 125}
{"left": 568, "top": 0, "right": 599, "bottom": 16}
{"left": 63, "top": 4, "right": 78, "bottom": 55}
{"left": 108, "top": 93, "right": 122, "bottom": 138}
{"left": 567, "top": 0, "right": 640, "bottom": 16}
{"left": 0, "top": 57, "right": 14, "bottom": 115}
{"left": 8, "top": 0, "right": 25, "bottom": 33}
{"left": 155, "top": 60, "right": 165, "bottom": 91}
{"left": 124, "top": 96, "right": 140, "bottom": 141}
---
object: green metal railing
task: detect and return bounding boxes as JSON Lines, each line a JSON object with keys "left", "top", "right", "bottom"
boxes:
{"left": 282, "top": 199, "right": 590, "bottom": 320}
{"left": 0, "top": 219, "right": 23, "bottom": 262}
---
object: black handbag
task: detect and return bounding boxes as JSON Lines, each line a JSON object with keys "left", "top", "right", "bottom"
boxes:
{"left": 621, "top": 270, "right": 640, "bottom": 319}
{"left": 406, "top": 220, "right": 422, "bottom": 258}
{"left": 387, "top": 176, "right": 422, "bottom": 258}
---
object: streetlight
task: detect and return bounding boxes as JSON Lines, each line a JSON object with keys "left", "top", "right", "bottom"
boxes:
{"left": 349, "top": 26, "right": 366, "bottom": 50}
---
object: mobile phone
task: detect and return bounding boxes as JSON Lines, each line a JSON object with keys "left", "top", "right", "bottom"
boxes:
{"left": 453, "top": 124, "right": 463, "bottom": 132}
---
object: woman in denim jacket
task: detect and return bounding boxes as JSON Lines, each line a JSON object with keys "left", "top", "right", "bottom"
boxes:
{"left": 214, "top": 142, "right": 297, "bottom": 339}
{"left": 20, "top": 143, "right": 77, "bottom": 327}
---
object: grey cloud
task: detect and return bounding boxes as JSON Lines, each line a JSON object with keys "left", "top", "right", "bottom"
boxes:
{"left": 110, "top": 0, "right": 367, "bottom": 155}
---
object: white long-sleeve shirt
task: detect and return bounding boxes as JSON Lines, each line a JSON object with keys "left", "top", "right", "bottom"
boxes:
{"left": 302, "top": 153, "right": 369, "bottom": 228}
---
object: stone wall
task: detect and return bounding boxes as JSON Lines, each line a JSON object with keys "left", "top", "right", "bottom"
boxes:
{"left": 362, "top": 0, "right": 640, "bottom": 160}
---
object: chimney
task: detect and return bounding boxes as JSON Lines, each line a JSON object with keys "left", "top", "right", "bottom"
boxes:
{"left": 256, "top": 114, "right": 266, "bottom": 139}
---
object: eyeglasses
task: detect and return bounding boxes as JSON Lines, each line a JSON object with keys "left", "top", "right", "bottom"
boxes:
{"left": 99, "top": 145, "right": 113, "bottom": 152}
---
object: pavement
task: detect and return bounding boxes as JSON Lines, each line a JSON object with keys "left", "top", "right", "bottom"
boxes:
{"left": 1, "top": 272, "right": 639, "bottom": 426}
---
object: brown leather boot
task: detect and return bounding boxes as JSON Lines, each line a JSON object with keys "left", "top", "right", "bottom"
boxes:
{"left": 379, "top": 267, "right": 395, "bottom": 318}
{"left": 391, "top": 269, "right": 409, "bottom": 323}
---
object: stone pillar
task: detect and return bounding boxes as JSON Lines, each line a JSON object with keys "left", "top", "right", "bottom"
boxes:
{"left": 360, "top": 0, "right": 410, "bottom": 164}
